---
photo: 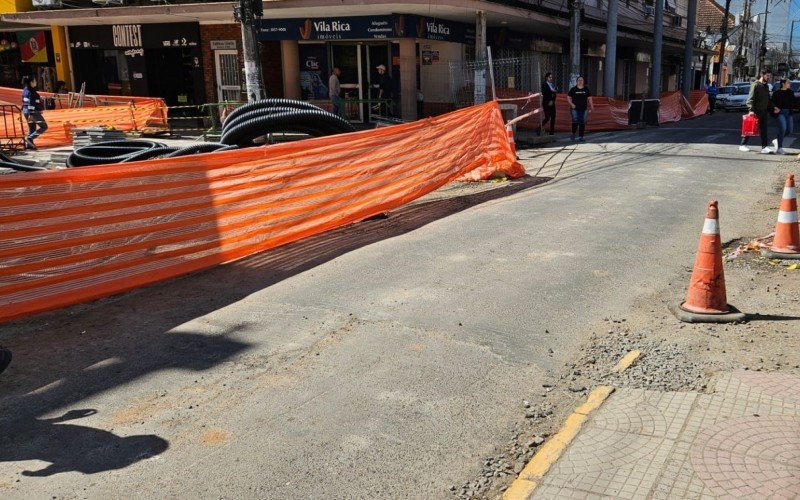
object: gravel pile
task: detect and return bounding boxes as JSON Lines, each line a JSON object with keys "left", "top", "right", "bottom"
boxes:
{"left": 452, "top": 425, "right": 548, "bottom": 499}
{"left": 575, "top": 319, "right": 714, "bottom": 392}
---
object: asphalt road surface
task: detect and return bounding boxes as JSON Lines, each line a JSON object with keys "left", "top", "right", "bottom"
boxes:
{"left": 0, "top": 112, "right": 789, "bottom": 498}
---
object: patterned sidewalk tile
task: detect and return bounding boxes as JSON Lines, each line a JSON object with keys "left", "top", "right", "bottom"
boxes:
{"left": 533, "top": 426, "right": 676, "bottom": 499}
{"left": 650, "top": 439, "right": 717, "bottom": 499}
{"left": 530, "top": 484, "right": 610, "bottom": 499}
{"left": 590, "top": 389, "right": 697, "bottom": 440}
{"left": 690, "top": 414, "right": 800, "bottom": 498}
{"left": 529, "top": 374, "right": 800, "bottom": 499}
{"left": 679, "top": 393, "right": 800, "bottom": 446}
{"left": 714, "top": 371, "right": 800, "bottom": 408}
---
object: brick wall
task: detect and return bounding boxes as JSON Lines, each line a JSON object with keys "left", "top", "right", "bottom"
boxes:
{"left": 200, "top": 24, "right": 243, "bottom": 103}
{"left": 200, "top": 24, "right": 286, "bottom": 104}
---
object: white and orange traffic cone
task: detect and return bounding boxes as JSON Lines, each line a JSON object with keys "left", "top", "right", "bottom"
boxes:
{"left": 506, "top": 123, "right": 517, "bottom": 158}
{"left": 670, "top": 201, "right": 745, "bottom": 323}
{"left": 763, "top": 173, "right": 800, "bottom": 260}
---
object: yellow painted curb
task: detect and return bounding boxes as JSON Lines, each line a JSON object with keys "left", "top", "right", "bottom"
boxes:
{"left": 611, "top": 350, "right": 642, "bottom": 373}
{"left": 502, "top": 478, "right": 537, "bottom": 500}
{"left": 502, "top": 386, "right": 615, "bottom": 500}
{"left": 574, "top": 385, "right": 615, "bottom": 416}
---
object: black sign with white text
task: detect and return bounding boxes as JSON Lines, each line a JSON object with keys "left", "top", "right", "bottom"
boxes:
{"left": 69, "top": 23, "right": 199, "bottom": 50}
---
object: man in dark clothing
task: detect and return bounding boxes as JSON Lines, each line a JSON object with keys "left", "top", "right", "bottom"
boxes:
{"left": 740, "top": 70, "right": 777, "bottom": 154}
{"left": 375, "top": 64, "right": 393, "bottom": 117}
{"left": 540, "top": 72, "right": 557, "bottom": 135}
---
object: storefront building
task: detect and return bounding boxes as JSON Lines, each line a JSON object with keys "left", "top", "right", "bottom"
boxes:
{"left": 0, "top": 26, "right": 60, "bottom": 91}
{"left": 260, "top": 14, "right": 487, "bottom": 120}
{"left": 68, "top": 23, "right": 204, "bottom": 106}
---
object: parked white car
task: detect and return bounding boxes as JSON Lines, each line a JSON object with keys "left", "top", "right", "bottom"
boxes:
{"left": 719, "top": 81, "right": 773, "bottom": 112}
{"left": 720, "top": 86, "right": 749, "bottom": 111}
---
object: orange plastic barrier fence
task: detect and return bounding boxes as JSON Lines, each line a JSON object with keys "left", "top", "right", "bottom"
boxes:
{"left": 511, "top": 91, "right": 708, "bottom": 132}
{"left": 26, "top": 102, "right": 167, "bottom": 149}
{"left": 0, "top": 86, "right": 168, "bottom": 146}
{"left": 0, "top": 102, "right": 523, "bottom": 322}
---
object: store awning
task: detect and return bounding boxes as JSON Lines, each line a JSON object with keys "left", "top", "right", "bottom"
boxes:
{"left": 1, "top": 0, "right": 567, "bottom": 36}
{"left": 0, "top": 20, "right": 50, "bottom": 32}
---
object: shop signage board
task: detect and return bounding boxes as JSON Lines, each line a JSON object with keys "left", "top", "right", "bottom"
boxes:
{"left": 210, "top": 40, "right": 237, "bottom": 50}
{"left": 261, "top": 16, "right": 396, "bottom": 41}
{"left": 260, "top": 14, "right": 476, "bottom": 44}
{"left": 69, "top": 23, "right": 199, "bottom": 50}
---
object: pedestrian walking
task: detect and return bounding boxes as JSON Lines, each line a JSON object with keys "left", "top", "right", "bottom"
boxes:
{"left": 540, "top": 72, "right": 557, "bottom": 136}
{"left": 739, "top": 70, "right": 775, "bottom": 154}
{"left": 567, "top": 76, "right": 594, "bottom": 142}
{"left": 770, "top": 78, "right": 794, "bottom": 155}
{"left": 329, "top": 67, "right": 346, "bottom": 119}
{"left": 705, "top": 80, "right": 719, "bottom": 114}
{"left": 21, "top": 75, "right": 48, "bottom": 150}
{"left": 374, "top": 64, "right": 393, "bottom": 117}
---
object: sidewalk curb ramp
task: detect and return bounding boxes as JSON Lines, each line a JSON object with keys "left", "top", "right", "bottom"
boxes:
{"left": 671, "top": 201, "right": 745, "bottom": 323}
{"left": 503, "top": 386, "right": 615, "bottom": 500}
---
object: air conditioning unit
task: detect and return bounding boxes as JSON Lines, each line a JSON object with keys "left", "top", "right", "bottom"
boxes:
{"left": 645, "top": 5, "right": 654, "bottom": 17}
{"left": 32, "top": 0, "right": 62, "bottom": 7}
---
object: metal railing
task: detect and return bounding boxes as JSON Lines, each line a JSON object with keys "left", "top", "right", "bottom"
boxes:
{"left": 0, "top": 104, "right": 28, "bottom": 153}
{"left": 165, "top": 101, "right": 244, "bottom": 140}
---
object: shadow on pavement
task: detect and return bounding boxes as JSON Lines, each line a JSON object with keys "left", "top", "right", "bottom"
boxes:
{"left": 745, "top": 313, "right": 800, "bottom": 322}
{"left": 0, "top": 409, "right": 168, "bottom": 477}
{"left": 0, "top": 175, "right": 549, "bottom": 476}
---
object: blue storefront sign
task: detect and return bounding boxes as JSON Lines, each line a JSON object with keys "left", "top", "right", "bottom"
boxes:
{"left": 261, "top": 16, "right": 396, "bottom": 41}
{"left": 260, "top": 14, "right": 477, "bottom": 44}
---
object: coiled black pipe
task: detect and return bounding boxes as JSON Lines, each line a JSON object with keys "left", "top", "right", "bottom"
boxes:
{"left": 220, "top": 109, "right": 355, "bottom": 147}
{"left": 67, "top": 140, "right": 166, "bottom": 167}
{"left": 164, "top": 143, "right": 231, "bottom": 158}
{"left": 222, "top": 99, "right": 323, "bottom": 127}
{"left": 0, "top": 152, "right": 48, "bottom": 172}
{"left": 60, "top": 99, "right": 353, "bottom": 169}
{"left": 119, "top": 146, "right": 181, "bottom": 163}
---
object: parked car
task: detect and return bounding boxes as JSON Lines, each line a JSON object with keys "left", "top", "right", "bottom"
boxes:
{"left": 721, "top": 85, "right": 750, "bottom": 111}
{"left": 714, "top": 86, "right": 733, "bottom": 110}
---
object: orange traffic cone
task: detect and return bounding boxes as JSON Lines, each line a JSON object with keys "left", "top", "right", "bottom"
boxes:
{"left": 763, "top": 174, "right": 800, "bottom": 259}
{"left": 506, "top": 124, "right": 517, "bottom": 157}
{"left": 671, "top": 201, "right": 745, "bottom": 323}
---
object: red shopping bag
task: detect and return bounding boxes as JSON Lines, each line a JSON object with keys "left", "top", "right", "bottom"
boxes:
{"left": 741, "top": 114, "right": 759, "bottom": 137}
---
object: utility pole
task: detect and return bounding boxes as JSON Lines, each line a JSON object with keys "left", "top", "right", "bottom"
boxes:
{"left": 716, "top": 0, "right": 732, "bottom": 85}
{"left": 789, "top": 19, "right": 798, "bottom": 71}
{"left": 604, "top": 0, "right": 618, "bottom": 97}
{"left": 736, "top": 0, "right": 751, "bottom": 80}
{"left": 757, "top": 0, "right": 769, "bottom": 75}
{"left": 234, "top": 0, "right": 266, "bottom": 102}
{"left": 683, "top": 0, "right": 698, "bottom": 97}
{"left": 475, "top": 11, "right": 487, "bottom": 104}
{"left": 569, "top": 0, "right": 582, "bottom": 88}
{"left": 651, "top": 0, "right": 664, "bottom": 98}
